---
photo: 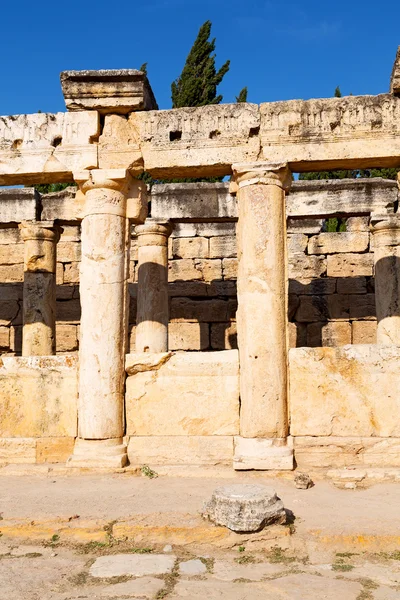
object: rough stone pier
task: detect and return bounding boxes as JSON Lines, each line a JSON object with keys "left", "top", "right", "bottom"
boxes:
{"left": 1, "top": 49, "right": 400, "bottom": 475}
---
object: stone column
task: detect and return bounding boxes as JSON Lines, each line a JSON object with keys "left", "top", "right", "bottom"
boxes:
{"left": 371, "top": 214, "right": 400, "bottom": 344}
{"left": 19, "top": 221, "right": 61, "bottom": 356}
{"left": 231, "top": 162, "right": 293, "bottom": 470}
{"left": 135, "top": 219, "right": 172, "bottom": 353}
{"left": 68, "top": 169, "right": 147, "bottom": 468}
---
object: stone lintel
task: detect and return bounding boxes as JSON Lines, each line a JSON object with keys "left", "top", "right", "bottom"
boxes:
{"left": 60, "top": 69, "right": 158, "bottom": 114}
{"left": 0, "top": 188, "right": 40, "bottom": 223}
{"left": 233, "top": 437, "right": 294, "bottom": 471}
{"left": 390, "top": 46, "right": 400, "bottom": 96}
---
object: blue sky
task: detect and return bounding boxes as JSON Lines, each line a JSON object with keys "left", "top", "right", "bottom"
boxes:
{"left": 0, "top": 0, "right": 398, "bottom": 116}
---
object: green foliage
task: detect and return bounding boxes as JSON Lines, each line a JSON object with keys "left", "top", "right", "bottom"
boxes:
{"left": 33, "top": 182, "right": 75, "bottom": 194}
{"left": 171, "top": 20, "right": 230, "bottom": 108}
{"left": 334, "top": 85, "right": 342, "bottom": 97}
{"left": 236, "top": 87, "right": 248, "bottom": 103}
{"left": 139, "top": 62, "right": 148, "bottom": 75}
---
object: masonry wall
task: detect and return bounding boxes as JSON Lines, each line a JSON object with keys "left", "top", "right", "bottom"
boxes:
{"left": 1, "top": 180, "right": 395, "bottom": 354}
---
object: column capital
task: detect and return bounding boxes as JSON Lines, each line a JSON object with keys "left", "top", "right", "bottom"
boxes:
{"left": 370, "top": 214, "right": 400, "bottom": 247}
{"left": 135, "top": 218, "right": 172, "bottom": 246}
{"left": 19, "top": 220, "right": 61, "bottom": 243}
{"left": 231, "top": 162, "right": 292, "bottom": 192}
{"left": 73, "top": 169, "right": 148, "bottom": 222}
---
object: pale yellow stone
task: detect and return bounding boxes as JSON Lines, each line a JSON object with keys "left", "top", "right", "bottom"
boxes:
{"left": 56, "top": 324, "right": 78, "bottom": 352}
{"left": 290, "top": 345, "right": 400, "bottom": 437}
{"left": 194, "top": 259, "right": 222, "bottom": 281}
{"left": 288, "top": 254, "right": 326, "bottom": 279}
{"left": 287, "top": 234, "right": 308, "bottom": 254}
{"left": 352, "top": 321, "right": 376, "bottom": 344}
{"left": 168, "top": 259, "right": 202, "bottom": 282}
{"left": 63, "top": 262, "right": 80, "bottom": 283}
{"left": 172, "top": 237, "right": 208, "bottom": 259}
{"left": 0, "top": 355, "right": 78, "bottom": 437}
{"left": 308, "top": 232, "right": 369, "bottom": 255}
{"left": 0, "top": 438, "right": 37, "bottom": 464}
{"left": 127, "top": 435, "right": 233, "bottom": 466}
{"left": 98, "top": 114, "right": 143, "bottom": 172}
{"left": 222, "top": 258, "right": 238, "bottom": 279}
{"left": 168, "top": 322, "right": 209, "bottom": 351}
{"left": 327, "top": 253, "right": 373, "bottom": 277}
{"left": 56, "top": 242, "right": 81, "bottom": 263}
{"left": 0, "top": 244, "right": 24, "bottom": 265}
{"left": 307, "top": 321, "right": 352, "bottom": 347}
{"left": 0, "top": 264, "right": 23, "bottom": 282}
{"left": 36, "top": 437, "right": 75, "bottom": 463}
{"left": 125, "top": 351, "right": 239, "bottom": 436}
{"left": 0, "top": 326, "right": 10, "bottom": 349}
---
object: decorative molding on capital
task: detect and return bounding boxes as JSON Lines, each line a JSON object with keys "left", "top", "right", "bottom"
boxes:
{"left": 370, "top": 214, "right": 400, "bottom": 247}
{"left": 73, "top": 169, "right": 148, "bottom": 222}
{"left": 135, "top": 218, "right": 172, "bottom": 247}
{"left": 232, "top": 162, "right": 292, "bottom": 192}
{"left": 19, "top": 220, "right": 61, "bottom": 243}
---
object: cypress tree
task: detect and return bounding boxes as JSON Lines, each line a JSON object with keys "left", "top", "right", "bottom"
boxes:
{"left": 171, "top": 21, "right": 230, "bottom": 108}
{"left": 236, "top": 87, "right": 248, "bottom": 103}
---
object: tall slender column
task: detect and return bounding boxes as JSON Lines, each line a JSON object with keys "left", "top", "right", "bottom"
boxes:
{"left": 231, "top": 162, "right": 293, "bottom": 470}
{"left": 135, "top": 219, "right": 172, "bottom": 353}
{"left": 19, "top": 221, "right": 61, "bottom": 356}
{"left": 371, "top": 215, "right": 400, "bottom": 344}
{"left": 68, "top": 169, "right": 147, "bottom": 468}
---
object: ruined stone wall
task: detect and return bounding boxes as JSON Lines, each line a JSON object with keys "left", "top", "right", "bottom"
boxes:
{"left": 1, "top": 179, "right": 397, "bottom": 355}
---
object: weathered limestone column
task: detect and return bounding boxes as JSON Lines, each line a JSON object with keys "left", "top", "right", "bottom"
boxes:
{"left": 231, "top": 162, "right": 293, "bottom": 470}
{"left": 19, "top": 221, "right": 61, "bottom": 356}
{"left": 135, "top": 219, "right": 172, "bottom": 353}
{"left": 68, "top": 169, "right": 147, "bottom": 468}
{"left": 371, "top": 214, "right": 400, "bottom": 344}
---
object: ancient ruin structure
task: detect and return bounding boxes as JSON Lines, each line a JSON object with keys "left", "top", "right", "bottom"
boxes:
{"left": 1, "top": 51, "right": 400, "bottom": 471}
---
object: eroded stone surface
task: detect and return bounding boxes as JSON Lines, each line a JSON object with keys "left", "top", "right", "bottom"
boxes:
{"left": 89, "top": 554, "right": 176, "bottom": 578}
{"left": 179, "top": 559, "right": 207, "bottom": 575}
{"left": 203, "top": 484, "right": 286, "bottom": 532}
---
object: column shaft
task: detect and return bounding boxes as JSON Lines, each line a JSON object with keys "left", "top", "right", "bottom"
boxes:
{"left": 232, "top": 162, "right": 293, "bottom": 470}
{"left": 371, "top": 215, "right": 400, "bottom": 344}
{"left": 19, "top": 221, "right": 60, "bottom": 356}
{"left": 135, "top": 220, "right": 172, "bottom": 353}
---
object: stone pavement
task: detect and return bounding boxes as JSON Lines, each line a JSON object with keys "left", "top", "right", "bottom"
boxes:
{"left": 1, "top": 539, "right": 400, "bottom": 599}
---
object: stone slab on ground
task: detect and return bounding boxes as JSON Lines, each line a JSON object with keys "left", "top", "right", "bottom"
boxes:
{"left": 89, "top": 553, "right": 176, "bottom": 578}
{"left": 179, "top": 558, "right": 207, "bottom": 575}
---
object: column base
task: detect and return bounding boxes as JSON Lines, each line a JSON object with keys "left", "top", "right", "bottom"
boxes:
{"left": 67, "top": 438, "right": 128, "bottom": 468}
{"left": 233, "top": 436, "right": 294, "bottom": 471}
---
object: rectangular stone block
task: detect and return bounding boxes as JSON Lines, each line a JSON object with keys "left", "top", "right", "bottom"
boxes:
{"left": 56, "top": 242, "right": 81, "bottom": 263}
{"left": 126, "top": 350, "right": 239, "bottom": 436}
{"left": 222, "top": 258, "right": 238, "bottom": 280}
{"left": 336, "top": 276, "right": 367, "bottom": 295}
{"left": 306, "top": 321, "right": 352, "bottom": 347}
{"left": 168, "top": 281, "right": 207, "bottom": 297}
{"left": 194, "top": 259, "right": 222, "bottom": 282}
{"left": 0, "top": 244, "right": 24, "bottom": 265}
{"left": 56, "top": 299, "right": 81, "bottom": 322}
{"left": 56, "top": 324, "right": 78, "bottom": 352}
{"left": 287, "top": 218, "right": 323, "bottom": 234}
{"left": 288, "top": 278, "right": 336, "bottom": 296}
{"left": 195, "top": 223, "right": 236, "bottom": 237}
{"left": 41, "top": 187, "right": 83, "bottom": 221}
{"left": 288, "top": 322, "right": 307, "bottom": 349}
{"left": 294, "top": 436, "right": 400, "bottom": 469}
{"left": 287, "top": 234, "right": 308, "bottom": 254}
{"left": 60, "top": 225, "right": 81, "bottom": 242}
{"left": 289, "top": 345, "right": 400, "bottom": 437}
{"left": 168, "top": 259, "right": 202, "bottom": 282}
{"left": 36, "top": 437, "right": 75, "bottom": 463}
{"left": 209, "top": 236, "right": 237, "bottom": 258}
{"left": 60, "top": 69, "right": 157, "bottom": 113}
{"left": 327, "top": 253, "right": 374, "bottom": 277}
{"left": 127, "top": 435, "right": 234, "bottom": 466}
{"left": 295, "top": 295, "right": 350, "bottom": 322}
{"left": 352, "top": 320, "right": 376, "bottom": 344}
{"left": 0, "top": 355, "right": 78, "bottom": 437}
{"left": 0, "top": 112, "right": 99, "bottom": 186}
{"left": 349, "top": 294, "right": 376, "bottom": 320}
{"left": 233, "top": 437, "right": 294, "bottom": 470}
{"left": 308, "top": 232, "right": 369, "bottom": 255}
{"left": 0, "top": 283, "right": 23, "bottom": 301}
{"left": 172, "top": 237, "right": 208, "bottom": 259}
{"left": 0, "top": 264, "right": 24, "bottom": 282}
{"left": 168, "top": 322, "right": 209, "bottom": 351}
{"left": 0, "top": 438, "right": 37, "bottom": 464}
{"left": 0, "top": 189, "right": 40, "bottom": 223}
{"left": 170, "top": 298, "right": 229, "bottom": 322}
{"left": 207, "top": 280, "right": 237, "bottom": 297}
{"left": 210, "top": 322, "right": 237, "bottom": 350}
{"left": 261, "top": 95, "right": 400, "bottom": 172}
{"left": 0, "top": 227, "right": 21, "bottom": 244}
{"left": 346, "top": 217, "right": 369, "bottom": 232}
{"left": 151, "top": 182, "right": 237, "bottom": 220}
{"left": 288, "top": 254, "right": 326, "bottom": 279}
{"left": 137, "top": 103, "right": 260, "bottom": 178}
{"left": 0, "top": 326, "right": 10, "bottom": 349}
